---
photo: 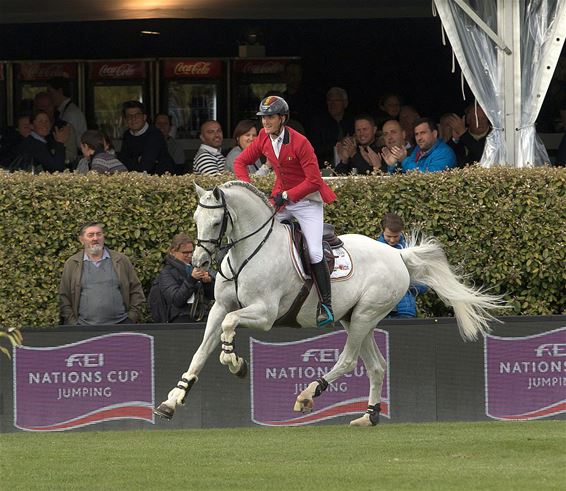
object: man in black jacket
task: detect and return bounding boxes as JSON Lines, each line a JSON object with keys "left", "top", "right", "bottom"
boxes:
{"left": 118, "top": 101, "right": 175, "bottom": 175}
{"left": 309, "top": 87, "right": 354, "bottom": 168}
{"left": 444, "top": 104, "right": 491, "bottom": 167}
{"left": 335, "top": 115, "right": 386, "bottom": 174}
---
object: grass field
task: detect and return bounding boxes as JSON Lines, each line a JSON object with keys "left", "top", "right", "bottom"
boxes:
{"left": 1, "top": 420, "right": 564, "bottom": 490}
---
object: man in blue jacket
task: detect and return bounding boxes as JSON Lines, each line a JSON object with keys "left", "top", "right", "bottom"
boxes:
{"left": 377, "top": 213, "right": 427, "bottom": 318}
{"left": 387, "top": 117, "right": 457, "bottom": 173}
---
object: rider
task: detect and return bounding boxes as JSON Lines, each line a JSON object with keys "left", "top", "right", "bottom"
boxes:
{"left": 234, "top": 95, "right": 337, "bottom": 327}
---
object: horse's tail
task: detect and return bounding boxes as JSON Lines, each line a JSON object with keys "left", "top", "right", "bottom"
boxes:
{"left": 400, "top": 234, "right": 505, "bottom": 341}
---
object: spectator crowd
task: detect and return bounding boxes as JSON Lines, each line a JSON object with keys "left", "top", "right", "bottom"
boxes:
{"left": 1, "top": 71, "right": 564, "bottom": 176}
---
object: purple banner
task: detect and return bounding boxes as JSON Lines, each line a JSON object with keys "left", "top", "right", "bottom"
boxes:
{"left": 484, "top": 327, "right": 566, "bottom": 420}
{"left": 250, "top": 330, "right": 389, "bottom": 426}
{"left": 14, "top": 333, "right": 154, "bottom": 431}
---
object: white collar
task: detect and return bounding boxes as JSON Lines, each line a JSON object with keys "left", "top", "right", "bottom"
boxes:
{"left": 199, "top": 143, "right": 222, "bottom": 155}
{"left": 130, "top": 122, "right": 149, "bottom": 137}
{"left": 30, "top": 131, "right": 47, "bottom": 144}
{"left": 269, "top": 128, "right": 286, "bottom": 142}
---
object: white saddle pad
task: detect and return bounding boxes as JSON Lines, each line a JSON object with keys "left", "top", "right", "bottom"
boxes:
{"left": 285, "top": 225, "right": 353, "bottom": 281}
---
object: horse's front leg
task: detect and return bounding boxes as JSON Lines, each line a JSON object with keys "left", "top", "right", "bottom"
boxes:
{"left": 219, "top": 302, "right": 274, "bottom": 377}
{"left": 154, "top": 303, "right": 225, "bottom": 420}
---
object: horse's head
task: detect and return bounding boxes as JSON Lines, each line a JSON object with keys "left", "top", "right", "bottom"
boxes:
{"left": 192, "top": 183, "right": 232, "bottom": 270}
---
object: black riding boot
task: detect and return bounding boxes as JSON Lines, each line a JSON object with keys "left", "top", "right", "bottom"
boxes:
{"left": 311, "top": 259, "right": 334, "bottom": 327}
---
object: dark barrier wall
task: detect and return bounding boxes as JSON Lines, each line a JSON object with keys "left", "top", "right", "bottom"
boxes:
{"left": 1, "top": 316, "right": 564, "bottom": 433}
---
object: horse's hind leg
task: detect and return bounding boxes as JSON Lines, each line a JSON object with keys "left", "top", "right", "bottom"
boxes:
{"left": 219, "top": 303, "right": 274, "bottom": 377}
{"left": 350, "top": 330, "right": 386, "bottom": 427}
{"left": 154, "top": 303, "right": 225, "bottom": 420}
{"left": 294, "top": 319, "right": 372, "bottom": 413}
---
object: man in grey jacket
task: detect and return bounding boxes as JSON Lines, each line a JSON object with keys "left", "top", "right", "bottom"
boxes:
{"left": 59, "top": 221, "right": 145, "bottom": 325}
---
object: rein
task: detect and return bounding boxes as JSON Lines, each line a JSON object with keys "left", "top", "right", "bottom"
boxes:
{"left": 195, "top": 188, "right": 277, "bottom": 308}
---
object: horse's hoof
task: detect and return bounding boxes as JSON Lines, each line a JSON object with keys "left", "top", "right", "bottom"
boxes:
{"left": 293, "top": 398, "right": 313, "bottom": 413}
{"left": 154, "top": 402, "right": 175, "bottom": 420}
{"left": 236, "top": 359, "right": 248, "bottom": 378}
{"left": 349, "top": 413, "right": 374, "bottom": 427}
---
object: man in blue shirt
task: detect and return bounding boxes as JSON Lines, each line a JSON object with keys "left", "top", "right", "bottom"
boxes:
{"left": 387, "top": 117, "right": 457, "bottom": 173}
{"left": 377, "top": 213, "right": 427, "bottom": 318}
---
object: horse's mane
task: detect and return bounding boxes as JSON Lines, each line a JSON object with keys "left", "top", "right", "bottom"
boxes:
{"left": 221, "top": 180, "right": 273, "bottom": 211}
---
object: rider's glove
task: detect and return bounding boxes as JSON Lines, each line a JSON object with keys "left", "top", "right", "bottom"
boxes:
{"left": 273, "top": 191, "right": 288, "bottom": 208}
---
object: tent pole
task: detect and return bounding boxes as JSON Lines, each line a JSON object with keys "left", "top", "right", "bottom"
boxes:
{"left": 498, "top": 0, "right": 521, "bottom": 165}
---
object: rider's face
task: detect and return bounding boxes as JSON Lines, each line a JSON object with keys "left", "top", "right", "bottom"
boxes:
{"left": 261, "top": 115, "right": 284, "bottom": 136}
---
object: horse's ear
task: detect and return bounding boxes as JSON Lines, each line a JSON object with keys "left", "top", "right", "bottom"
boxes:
{"left": 212, "top": 186, "right": 222, "bottom": 201}
{"left": 194, "top": 183, "right": 206, "bottom": 198}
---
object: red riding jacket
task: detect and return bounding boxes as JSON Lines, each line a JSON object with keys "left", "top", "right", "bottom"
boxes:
{"left": 234, "top": 126, "right": 336, "bottom": 204}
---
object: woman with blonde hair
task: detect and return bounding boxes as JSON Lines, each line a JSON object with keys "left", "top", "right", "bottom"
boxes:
{"left": 153, "top": 233, "right": 215, "bottom": 323}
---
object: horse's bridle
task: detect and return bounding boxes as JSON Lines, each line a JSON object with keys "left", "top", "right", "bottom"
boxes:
{"left": 195, "top": 187, "right": 277, "bottom": 306}
{"left": 194, "top": 188, "right": 233, "bottom": 262}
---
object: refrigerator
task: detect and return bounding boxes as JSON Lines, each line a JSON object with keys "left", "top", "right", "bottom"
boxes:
{"left": 86, "top": 60, "right": 153, "bottom": 140}
{"left": 160, "top": 59, "right": 227, "bottom": 139}
{"left": 0, "top": 63, "right": 6, "bottom": 128}
{"left": 230, "top": 58, "right": 293, "bottom": 129}
{"left": 13, "top": 61, "right": 78, "bottom": 116}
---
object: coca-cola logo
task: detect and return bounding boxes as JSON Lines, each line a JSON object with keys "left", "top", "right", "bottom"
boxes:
{"left": 98, "top": 63, "right": 139, "bottom": 79}
{"left": 238, "top": 61, "right": 285, "bottom": 74}
{"left": 20, "top": 64, "right": 72, "bottom": 80}
{"left": 174, "top": 62, "right": 212, "bottom": 76}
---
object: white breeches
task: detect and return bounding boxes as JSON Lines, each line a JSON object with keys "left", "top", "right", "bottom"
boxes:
{"left": 277, "top": 199, "right": 324, "bottom": 263}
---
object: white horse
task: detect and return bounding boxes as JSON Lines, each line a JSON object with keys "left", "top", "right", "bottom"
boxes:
{"left": 155, "top": 181, "right": 502, "bottom": 426}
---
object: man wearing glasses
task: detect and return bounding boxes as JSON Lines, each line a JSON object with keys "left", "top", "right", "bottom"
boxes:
{"left": 118, "top": 100, "right": 174, "bottom": 174}
{"left": 59, "top": 222, "right": 145, "bottom": 325}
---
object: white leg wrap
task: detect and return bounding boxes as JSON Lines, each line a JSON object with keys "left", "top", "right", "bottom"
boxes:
{"left": 228, "top": 357, "right": 244, "bottom": 374}
{"left": 219, "top": 351, "right": 238, "bottom": 367}
{"left": 220, "top": 331, "right": 235, "bottom": 344}
{"left": 166, "top": 373, "right": 198, "bottom": 407}
{"left": 293, "top": 380, "right": 319, "bottom": 412}
{"left": 349, "top": 413, "right": 372, "bottom": 427}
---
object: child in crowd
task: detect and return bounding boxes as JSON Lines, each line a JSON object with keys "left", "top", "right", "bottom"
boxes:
{"left": 76, "top": 130, "right": 127, "bottom": 174}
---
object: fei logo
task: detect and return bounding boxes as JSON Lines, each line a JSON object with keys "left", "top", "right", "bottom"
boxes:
{"left": 250, "top": 330, "right": 389, "bottom": 426}
{"left": 484, "top": 327, "right": 566, "bottom": 420}
{"left": 65, "top": 353, "right": 105, "bottom": 368}
{"left": 14, "top": 332, "right": 154, "bottom": 431}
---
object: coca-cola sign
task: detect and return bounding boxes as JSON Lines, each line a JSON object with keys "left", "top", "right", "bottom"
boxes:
{"left": 232, "top": 59, "right": 289, "bottom": 75}
{"left": 90, "top": 62, "right": 146, "bottom": 80}
{"left": 163, "top": 60, "right": 222, "bottom": 78}
{"left": 18, "top": 63, "right": 77, "bottom": 81}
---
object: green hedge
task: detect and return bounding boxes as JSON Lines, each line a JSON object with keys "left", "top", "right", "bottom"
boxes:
{"left": 0, "top": 167, "right": 564, "bottom": 328}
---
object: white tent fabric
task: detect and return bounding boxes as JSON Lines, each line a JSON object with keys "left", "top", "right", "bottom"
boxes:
{"left": 434, "top": 0, "right": 566, "bottom": 167}
{"left": 519, "top": 0, "right": 566, "bottom": 166}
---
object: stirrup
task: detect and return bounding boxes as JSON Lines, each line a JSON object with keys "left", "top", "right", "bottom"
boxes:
{"left": 317, "top": 304, "right": 334, "bottom": 327}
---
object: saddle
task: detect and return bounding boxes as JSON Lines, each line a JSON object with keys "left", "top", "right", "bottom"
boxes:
{"left": 274, "top": 222, "right": 343, "bottom": 328}
{"left": 286, "top": 221, "right": 343, "bottom": 275}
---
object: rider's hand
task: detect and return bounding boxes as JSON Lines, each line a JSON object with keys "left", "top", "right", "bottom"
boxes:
{"left": 273, "top": 192, "right": 288, "bottom": 208}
